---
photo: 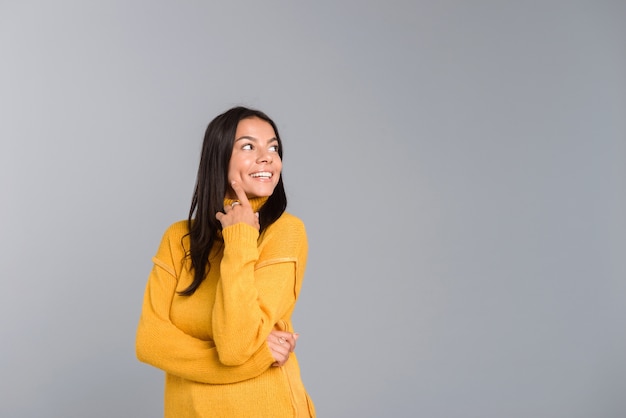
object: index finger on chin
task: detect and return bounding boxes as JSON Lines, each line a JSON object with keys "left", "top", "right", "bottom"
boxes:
{"left": 230, "top": 181, "right": 250, "bottom": 206}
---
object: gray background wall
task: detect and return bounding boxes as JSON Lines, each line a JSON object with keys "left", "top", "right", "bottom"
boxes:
{"left": 1, "top": 1, "right": 625, "bottom": 417}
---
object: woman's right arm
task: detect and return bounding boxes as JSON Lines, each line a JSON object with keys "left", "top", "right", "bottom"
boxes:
{"left": 135, "top": 225, "right": 288, "bottom": 384}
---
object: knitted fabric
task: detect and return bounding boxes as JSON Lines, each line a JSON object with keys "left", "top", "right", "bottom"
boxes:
{"left": 136, "top": 197, "right": 315, "bottom": 417}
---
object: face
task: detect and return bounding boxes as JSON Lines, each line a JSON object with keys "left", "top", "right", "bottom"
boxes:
{"left": 226, "top": 117, "right": 282, "bottom": 199}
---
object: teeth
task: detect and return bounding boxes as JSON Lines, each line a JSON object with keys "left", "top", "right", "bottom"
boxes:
{"left": 250, "top": 172, "right": 272, "bottom": 178}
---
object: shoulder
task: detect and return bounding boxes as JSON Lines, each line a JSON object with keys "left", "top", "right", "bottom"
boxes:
{"left": 161, "top": 220, "right": 190, "bottom": 241}
{"left": 267, "top": 212, "right": 306, "bottom": 235}
{"left": 263, "top": 212, "right": 308, "bottom": 263}
{"left": 259, "top": 212, "right": 307, "bottom": 254}
{"left": 155, "top": 220, "right": 190, "bottom": 259}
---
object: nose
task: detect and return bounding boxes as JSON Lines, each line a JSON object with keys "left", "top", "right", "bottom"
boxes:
{"left": 257, "top": 149, "right": 273, "bottom": 164}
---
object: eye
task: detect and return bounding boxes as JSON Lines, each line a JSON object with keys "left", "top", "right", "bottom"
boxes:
{"left": 241, "top": 143, "right": 253, "bottom": 150}
{"left": 269, "top": 144, "right": 279, "bottom": 152}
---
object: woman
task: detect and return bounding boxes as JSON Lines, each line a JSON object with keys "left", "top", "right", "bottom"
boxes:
{"left": 136, "top": 106, "right": 315, "bottom": 417}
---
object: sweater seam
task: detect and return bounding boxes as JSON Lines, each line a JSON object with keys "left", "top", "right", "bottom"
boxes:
{"left": 255, "top": 257, "right": 297, "bottom": 270}
{"left": 152, "top": 257, "right": 176, "bottom": 277}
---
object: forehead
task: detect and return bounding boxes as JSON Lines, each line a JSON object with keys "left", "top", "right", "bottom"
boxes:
{"left": 235, "top": 117, "right": 277, "bottom": 140}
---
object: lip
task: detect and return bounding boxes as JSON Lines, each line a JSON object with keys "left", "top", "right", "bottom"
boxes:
{"left": 249, "top": 171, "right": 273, "bottom": 179}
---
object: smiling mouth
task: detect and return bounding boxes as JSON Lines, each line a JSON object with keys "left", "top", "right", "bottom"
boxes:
{"left": 250, "top": 172, "right": 272, "bottom": 179}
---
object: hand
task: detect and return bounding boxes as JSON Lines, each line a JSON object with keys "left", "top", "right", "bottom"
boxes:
{"left": 266, "top": 330, "right": 299, "bottom": 367}
{"left": 215, "top": 181, "right": 260, "bottom": 230}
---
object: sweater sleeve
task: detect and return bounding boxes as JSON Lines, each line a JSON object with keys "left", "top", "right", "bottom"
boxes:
{"left": 212, "top": 216, "right": 307, "bottom": 366}
{"left": 135, "top": 224, "right": 276, "bottom": 384}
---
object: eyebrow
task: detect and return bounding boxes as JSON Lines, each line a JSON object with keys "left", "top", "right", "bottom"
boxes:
{"left": 234, "top": 136, "right": 279, "bottom": 143}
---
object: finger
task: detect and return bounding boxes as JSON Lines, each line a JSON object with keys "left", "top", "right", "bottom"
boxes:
{"left": 267, "top": 341, "right": 288, "bottom": 356}
{"left": 273, "top": 332, "right": 296, "bottom": 352}
{"left": 268, "top": 332, "right": 291, "bottom": 346}
{"left": 276, "top": 334, "right": 290, "bottom": 347}
{"left": 291, "top": 333, "right": 299, "bottom": 352}
{"left": 268, "top": 333, "right": 294, "bottom": 353}
{"left": 270, "top": 331, "right": 293, "bottom": 343}
{"left": 230, "top": 181, "right": 251, "bottom": 207}
{"left": 287, "top": 333, "right": 297, "bottom": 352}
{"left": 267, "top": 342, "right": 290, "bottom": 365}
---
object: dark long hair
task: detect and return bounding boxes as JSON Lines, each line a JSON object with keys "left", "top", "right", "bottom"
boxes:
{"left": 179, "top": 106, "right": 287, "bottom": 296}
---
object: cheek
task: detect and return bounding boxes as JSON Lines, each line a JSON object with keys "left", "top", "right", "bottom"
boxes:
{"left": 226, "top": 164, "right": 236, "bottom": 181}
{"left": 276, "top": 162, "right": 283, "bottom": 179}
{"left": 227, "top": 156, "right": 248, "bottom": 179}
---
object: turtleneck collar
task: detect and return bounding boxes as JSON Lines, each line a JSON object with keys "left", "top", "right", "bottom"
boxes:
{"left": 223, "top": 196, "right": 269, "bottom": 213}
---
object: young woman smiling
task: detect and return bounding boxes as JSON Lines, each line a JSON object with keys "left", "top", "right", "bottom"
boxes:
{"left": 136, "top": 106, "right": 315, "bottom": 417}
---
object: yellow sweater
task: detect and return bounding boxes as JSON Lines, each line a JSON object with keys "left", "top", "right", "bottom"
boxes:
{"left": 136, "top": 197, "right": 315, "bottom": 417}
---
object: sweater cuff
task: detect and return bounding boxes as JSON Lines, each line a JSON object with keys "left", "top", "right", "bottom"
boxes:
{"left": 222, "top": 222, "right": 260, "bottom": 244}
{"left": 257, "top": 342, "right": 278, "bottom": 369}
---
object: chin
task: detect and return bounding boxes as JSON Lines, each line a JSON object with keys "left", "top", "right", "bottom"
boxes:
{"left": 247, "top": 188, "right": 276, "bottom": 199}
{"left": 248, "top": 192, "right": 273, "bottom": 199}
